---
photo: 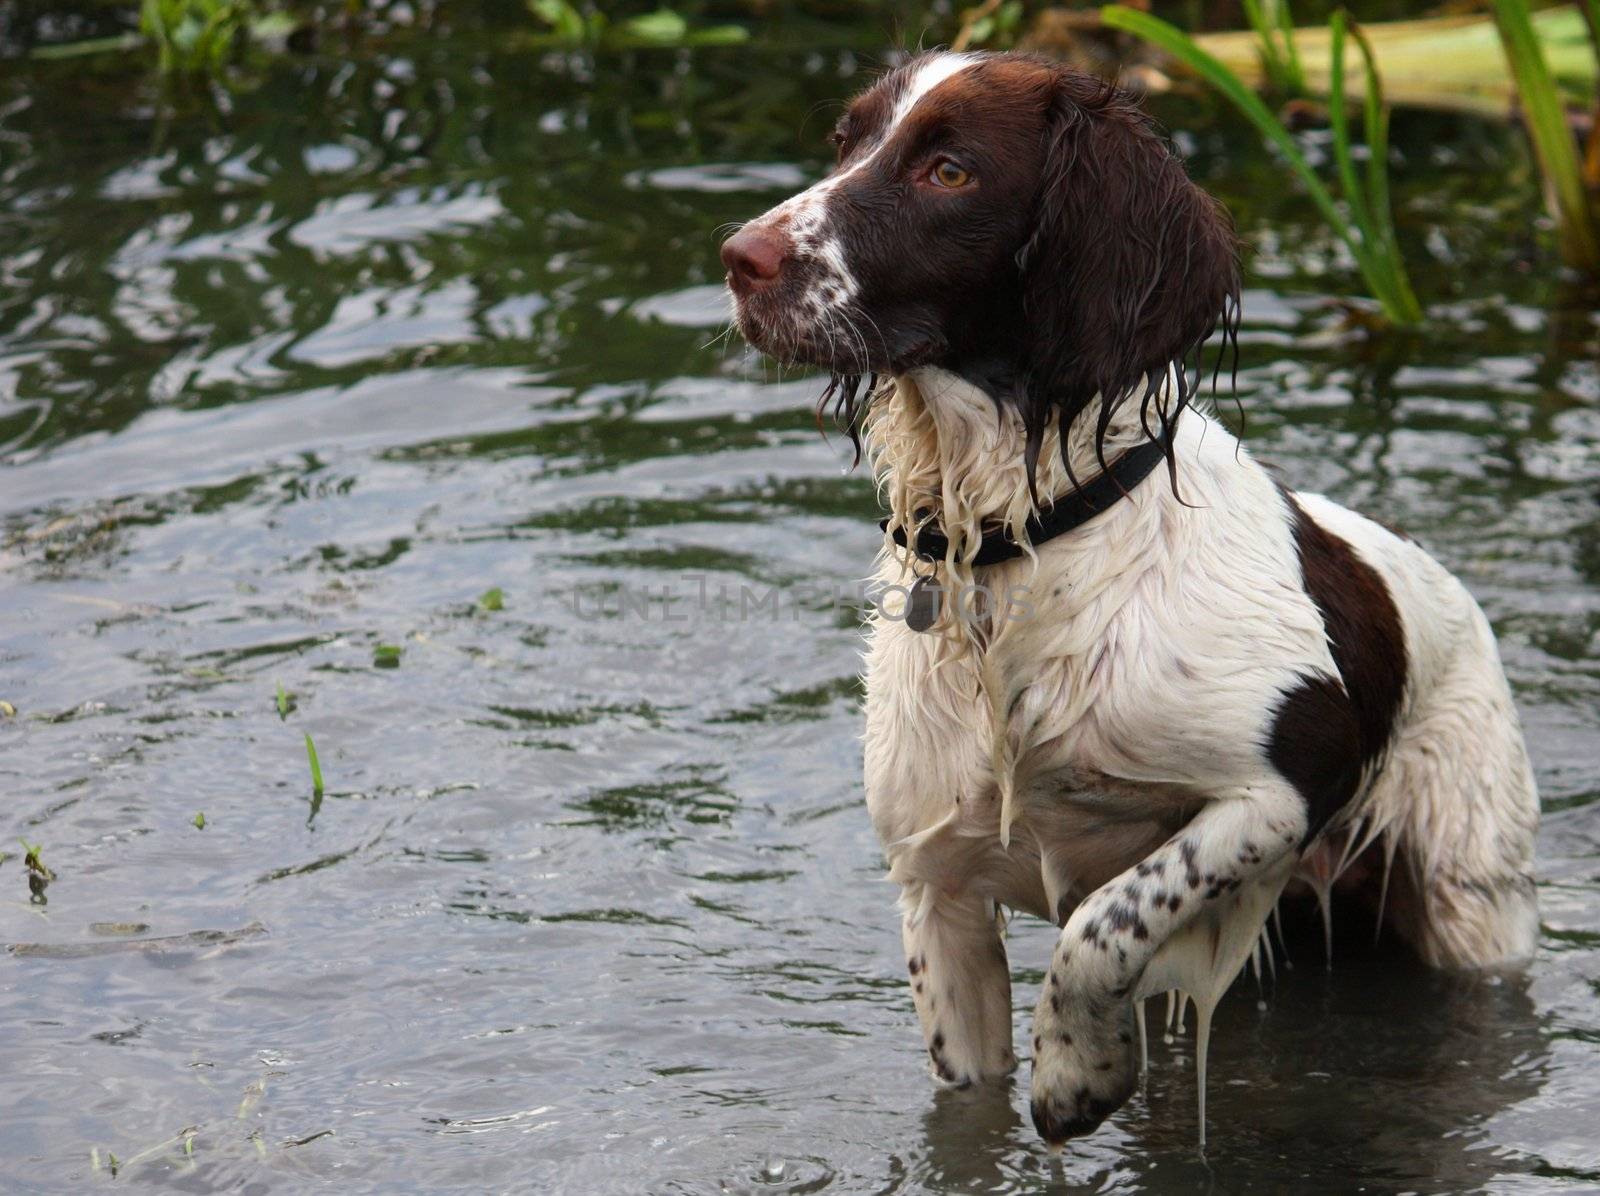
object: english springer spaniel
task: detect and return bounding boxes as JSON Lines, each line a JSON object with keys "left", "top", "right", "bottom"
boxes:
{"left": 720, "top": 50, "right": 1539, "bottom": 1148}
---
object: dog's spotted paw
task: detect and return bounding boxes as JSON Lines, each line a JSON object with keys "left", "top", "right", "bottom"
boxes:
{"left": 1028, "top": 980, "right": 1137, "bottom": 1145}
{"left": 927, "top": 1028, "right": 1018, "bottom": 1088}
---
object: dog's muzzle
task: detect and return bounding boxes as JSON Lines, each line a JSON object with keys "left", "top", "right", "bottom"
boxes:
{"left": 721, "top": 224, "right": 790, "bottom": 296}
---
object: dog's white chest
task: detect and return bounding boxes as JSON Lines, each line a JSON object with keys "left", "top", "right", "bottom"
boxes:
{"left": 860, "top": 606, "right": 1182, "bottom": 923}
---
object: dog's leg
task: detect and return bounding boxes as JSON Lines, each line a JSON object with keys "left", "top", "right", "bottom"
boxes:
{"left": 1028, "top": 780, "right": 1305, "bottom": 1144}
{"left": 1367, "top": 615, "right": 1540, "bottom": 968}
{"left": 901, "top": 884, "right": 1016, "bottom": 1086}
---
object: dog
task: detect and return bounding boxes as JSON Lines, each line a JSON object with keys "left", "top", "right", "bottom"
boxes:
{"left": 720, "top": 49, "right": 1539, "bottom": 1147}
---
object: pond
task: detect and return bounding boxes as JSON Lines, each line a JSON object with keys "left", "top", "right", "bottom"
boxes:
{"left": 1, "top": 10, "right": 1598, "bottom": 1192}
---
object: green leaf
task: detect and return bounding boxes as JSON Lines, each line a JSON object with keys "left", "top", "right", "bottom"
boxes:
{"left": 1275, "top": 0, "right": 1306, "bottom": 92}
{"left": 20, "top": 839, "right": 54, "bottom": 881}
{"left": 304, "top": 733, "right": 325, "bottom": 796}
{"left": 479, "top": 587, "right": 504, "bottom": 612}
{"left": 30, "top": 33, "right": 145, "bottom": 60}
{"left": 528, "top": 0, "right": 586, "bottom": 42}
{"left": 622, "top": 8, "right": 689, "bottom": 43}
{"left": 1348, "top": 17, "right": 1420, "bottom": 319}
{"left": 249, "top": 12, "right": 299, "bottom": 40}
{"left": 1492, "top": 0, "right": 1600, "bottom": 269}
{"left": 373, "top": 644, "right": 402, "bottom": 668}
{"left": 192, "top": 812, "right": 207, "bottom": 830}
{"left": 681, "top": 24, "right": 749, "bottom": 46}
{"left": 1328, "top": 15, "right": 1376, "bottom": 263}
{"left": 171, "top": 15, "right": 203, "bottom": 54}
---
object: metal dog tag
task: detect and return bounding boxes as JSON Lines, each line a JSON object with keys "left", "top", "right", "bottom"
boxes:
{"left": 906, "top": 574, "right": 939, "bottom": 633}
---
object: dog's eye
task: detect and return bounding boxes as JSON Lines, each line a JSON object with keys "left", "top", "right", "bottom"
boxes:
{"left": 929, "top": 159, "right": 973, "bottom": 188}
{"left": 829, "top": 129, "right": 848, "bottom": 155}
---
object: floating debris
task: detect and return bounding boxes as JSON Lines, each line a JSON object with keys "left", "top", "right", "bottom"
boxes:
{"left": 8, "top": 922, "right": 267, "bottom": 959}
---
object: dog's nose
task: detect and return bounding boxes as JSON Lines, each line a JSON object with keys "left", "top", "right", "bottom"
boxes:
{"left": 721, "top": 225, "right": 788, "bottom": 291}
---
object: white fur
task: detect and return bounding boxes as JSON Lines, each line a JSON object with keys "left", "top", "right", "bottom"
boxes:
{"left": 861, "top": 367, "right": 1540, "bottom": 1137}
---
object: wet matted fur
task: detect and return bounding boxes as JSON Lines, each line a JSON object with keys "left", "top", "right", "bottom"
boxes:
{"left": 720, "top": 49, "right": 1539, "bottom": 1147}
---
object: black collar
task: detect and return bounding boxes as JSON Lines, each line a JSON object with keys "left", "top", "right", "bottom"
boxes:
{"left": 880, "top": 439, "right": 1168, "bottom": 566}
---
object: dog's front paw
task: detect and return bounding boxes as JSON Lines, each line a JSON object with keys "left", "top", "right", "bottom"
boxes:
{"left": 925, "top": 1020, "right": 1019, "bottom": 1088}
{"left": 1028, "top": 979, "right": 1137, "bottom": 1145}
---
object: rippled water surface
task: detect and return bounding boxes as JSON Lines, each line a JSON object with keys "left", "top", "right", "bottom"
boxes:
{"left": 2, "top": 15, "right": 1599, "bottom": 1193}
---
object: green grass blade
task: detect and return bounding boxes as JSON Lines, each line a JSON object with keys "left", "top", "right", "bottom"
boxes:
{"left": 1275, "top": 0, "right": 1307, "bottom": 93}
{"left": 304, "top": 733, "right": 324, "bottom": 796}
{"left": 1240, "top": 0, "right": 1268, "bottom": 46}
{"left": 1328, "top": 14, "right": 1377, "bottom": 260}
{"left": 1350, "top": 19, "right": 1422, "bottom": 320}
{"left": 1101, "top": 7, "right": 1359, "bottom": 261}
{"left": 1577, "top": 0, "right": 1600, "bottom": 71}
{"left": 30, "top": 33, "right": 144, "bottom": 60}
{"left": 1492, "top": 0, "right": 1600, "bottom": 268}
{"left": 1563, "top": 0, "right": 1600, "bottom": 190}
{"left": 1354, "top": 21, "right": 1392, "bottom": 244}
{"left": 1241, "top": 0, "right": 1285, "bottom": 91}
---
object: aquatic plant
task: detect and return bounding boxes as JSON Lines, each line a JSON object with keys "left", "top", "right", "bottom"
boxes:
{"left": 526, "top": 1, "right": 748, "bottom": 48}
{"left": 1158, "top": 2, "right": 1600, "bottom": 271}
{"left": 1189, "top": 7, "right": 1596, "bottom": 115}
{"left": 20, "top": 838, "right": 55, "bottom": 903}
{"left": 1491, "top": 0, "right": 1600, "bottom": 270}
{"left": 141, "top": 0, "right": 246, "bottom": 73}
{"left": 305, "top": 733, "right": 324, "bottom": 797}
{"left": 1102, "top": 5, "right": 1423, "bottom": 325}
{"left": 479, "top": 586, "right": 505, "bottom": 612}
{"left": 32, "top": 0, "right": 295, "bottom": 72}
{"left": 1327, "top": 14, "right": 1420, "bottom": 321}
{"left": 1242, "top": 0, "right": 1306, "bottom": 95}
{"left": 21, "top": 839, "right": 53, "bottom": 878}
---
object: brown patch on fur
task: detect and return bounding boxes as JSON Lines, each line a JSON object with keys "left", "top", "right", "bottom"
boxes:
{"left": 1269, "top": 492, "right": 1409, "bottom": 837}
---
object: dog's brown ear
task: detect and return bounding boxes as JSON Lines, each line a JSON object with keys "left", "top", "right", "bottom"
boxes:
{"left": 1017, "top": 73, "right": 1240, "bottom": 476}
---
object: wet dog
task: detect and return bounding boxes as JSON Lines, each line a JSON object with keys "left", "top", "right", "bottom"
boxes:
{"left": 720, "top": 50, "right": 1539, "bottom": 1146}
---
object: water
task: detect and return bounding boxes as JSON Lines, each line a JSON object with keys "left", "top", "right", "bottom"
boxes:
{"left": 2, "top": 14, "right": 1598, "bottom": 1193}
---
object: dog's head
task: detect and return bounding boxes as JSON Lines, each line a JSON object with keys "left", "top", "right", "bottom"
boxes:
{"left": 722, "top": 51, "right": 1239, "bottom": 471}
